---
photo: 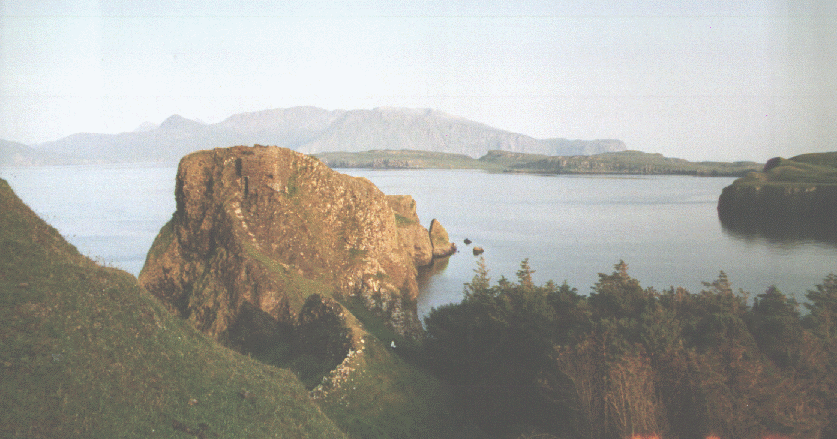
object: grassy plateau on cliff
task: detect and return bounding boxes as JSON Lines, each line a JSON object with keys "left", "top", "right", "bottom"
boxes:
{"left": 716, "top": 151, "right": 837, "bottom": 242}
{"left": 728, "top": 151, "right": 837, "bottom": 187}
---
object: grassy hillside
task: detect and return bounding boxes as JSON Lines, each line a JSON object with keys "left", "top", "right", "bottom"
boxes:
{"left": 315, "top": 296, "right": 477, "bottom": 439}
{"left": 0, "top": 178, "right": 346, "bottom": 438}
{"left": 732, "top": 152, "right": 837, "bottom": 186}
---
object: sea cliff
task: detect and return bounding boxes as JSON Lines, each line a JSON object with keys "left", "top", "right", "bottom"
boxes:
{"left": 717, "top": 152, "right": 837, "bottom": 240}
{"left": 139, "top": 145, "right": 455, "bottom": 346}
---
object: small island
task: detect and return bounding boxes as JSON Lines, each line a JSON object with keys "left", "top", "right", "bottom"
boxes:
{"left": 717, "top": 151, "right": 837, "bottom": 241}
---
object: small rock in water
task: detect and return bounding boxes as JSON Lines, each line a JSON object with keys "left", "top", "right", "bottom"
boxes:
{"left": 472, "top": 246, "right": 484, "bottom": 256}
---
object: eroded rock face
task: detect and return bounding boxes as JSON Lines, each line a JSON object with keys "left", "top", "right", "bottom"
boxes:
{"left": 429, "top": 219, "right": 457, "bottom": 257}
{"left": 139, "top": 145, "right": 453, "bottom": 342}
{"left": 387, "top": 195, "right": 433, "bottom": 267}
{"left": 717, "top": 183, "right": 837, "bottom": 241}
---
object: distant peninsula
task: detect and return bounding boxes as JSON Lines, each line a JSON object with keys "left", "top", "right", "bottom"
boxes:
{"left": 717, "top": 151, "right": 837, "bottom": 241}
{"left": 317, "top": 149, "right": 762, "bottom": 177}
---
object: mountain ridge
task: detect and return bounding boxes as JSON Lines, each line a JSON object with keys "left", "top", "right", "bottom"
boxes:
{"left": 7, "top": 106, "right": 626, "bottom": 165}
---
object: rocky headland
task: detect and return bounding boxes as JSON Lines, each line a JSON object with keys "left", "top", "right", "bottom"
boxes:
{"left": 139, "top": 145, "right": 455, "bottom": 350}
{"left": 717, "top": 152, "right": 837, "bottom": 241}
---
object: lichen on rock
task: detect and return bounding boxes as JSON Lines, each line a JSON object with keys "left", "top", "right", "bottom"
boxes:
{"left": 140, "top": 145, "right": 454, "bottom": 347}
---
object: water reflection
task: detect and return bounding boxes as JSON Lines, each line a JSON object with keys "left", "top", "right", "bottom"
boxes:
{"left": 417, "top": 256, "right": 451, "bottom": 291}
{"left": 719, "top": 213, "right": 837, "bottom": 248}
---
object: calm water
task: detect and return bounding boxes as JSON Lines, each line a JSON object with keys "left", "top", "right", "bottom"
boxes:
{"left": 2, "top": 165, "right": 835, "bottom": 317}
{"left": 0, "top": 164, "right": 178, "bottom": 276}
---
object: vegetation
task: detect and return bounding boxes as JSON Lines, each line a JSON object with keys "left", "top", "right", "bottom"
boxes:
{"left": 0, "top": 179, "right": 345, "bottom": 438}
{"left": 509, "top": 150, "right": 761, "bottom": 176}
{"left": 315, "top": 149, "right": 761, "bottom": 176}
{"left": 729, "top": 152, "right": 837, "bottom": 187}
{"left": 9, "top": 157, "right": 837, "bottom": 438}
{"left": 423, "top": 258, "right": 837, "bottom": 439}
{"left": 394, "top": 213, "right": 416, "bottom": 227}
{"left": 316, "top": 149, "right": 484, "bottom": 170}
{"left": 0, "top": 176, "right": 474, "bottom": 438}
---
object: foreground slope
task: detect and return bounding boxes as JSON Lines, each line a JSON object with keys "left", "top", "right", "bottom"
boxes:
{"left": 0, "top": 178, "right": 345, "bottom": 438}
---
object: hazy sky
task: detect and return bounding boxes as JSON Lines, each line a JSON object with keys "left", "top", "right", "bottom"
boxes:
{"left": 1, "top": 1, "right": 835, "bottom": 161}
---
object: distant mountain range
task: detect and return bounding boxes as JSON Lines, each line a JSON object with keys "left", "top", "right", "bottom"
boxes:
{"left": 0, "top": 106, "right": 626, "bottom": 165}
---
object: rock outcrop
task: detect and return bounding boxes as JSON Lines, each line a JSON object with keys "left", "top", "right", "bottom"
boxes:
{"left": 717, "top": 153, "right": 837, "bottom": 242}
{"left": 429, "top": 219, "right": 457, "bottom": 257}
{"left": 717, "top": 183, "right": 837, "bottom": 241}
{"left": 387, "top": 195, "right": 434, "bottom": 266}
{"left": 139, "top": 145, "right": 455, "bottom": 344}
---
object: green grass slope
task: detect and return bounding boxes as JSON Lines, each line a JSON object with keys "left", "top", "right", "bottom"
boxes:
{"left": 733, "top": 152, "right": 837, "bottom": 186}
{"left": 313, "top": 297, "right": 477, "bottom": 439}
{"left": 0, "top": 178, "right": 345, "bottom": 438}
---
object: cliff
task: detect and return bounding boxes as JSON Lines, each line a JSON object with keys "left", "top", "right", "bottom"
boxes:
{"left": 139, "top": 145, "right": 455, "bottom": 346}
{"left": 717, "top": 152, "right": 837, "bottom": 241}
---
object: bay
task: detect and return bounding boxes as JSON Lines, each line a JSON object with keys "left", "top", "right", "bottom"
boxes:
{"left": 342, "top": 169, "right": 837, "bottom": 316}
{"left": 2, "top": 164, "right": 835, "bottom": 318}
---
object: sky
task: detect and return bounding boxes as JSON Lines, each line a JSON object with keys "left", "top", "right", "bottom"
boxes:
{"left": 1, "top": 1, "right": 835, "bottom": 162}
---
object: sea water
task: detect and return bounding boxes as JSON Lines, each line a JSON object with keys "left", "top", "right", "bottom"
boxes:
{"left": 3, "top": 165, "right": 835, "bottom": 317}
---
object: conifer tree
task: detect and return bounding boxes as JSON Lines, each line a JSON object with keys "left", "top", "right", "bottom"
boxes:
{"left": 805, "top": 273, "right": 837, "bottom": 340}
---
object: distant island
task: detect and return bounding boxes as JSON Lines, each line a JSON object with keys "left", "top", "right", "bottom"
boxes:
{"left": 317, "top": 149, "right": 762, "bottom": 177}
{"left": 0, "top": 106, "right": 765, "bottom": 176}
{"left": 717, "top": 151, "right": 837, "bottom": 241}
{"left": 0, "top": 106, "right": 625, "bottom": 166}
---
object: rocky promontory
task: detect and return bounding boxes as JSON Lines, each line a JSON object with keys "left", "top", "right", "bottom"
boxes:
{"left": 139, "top": 145, "right": 455, "bottom": 345}
{"left": 717, "top": 152, "right": 837, "bottom": 241}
